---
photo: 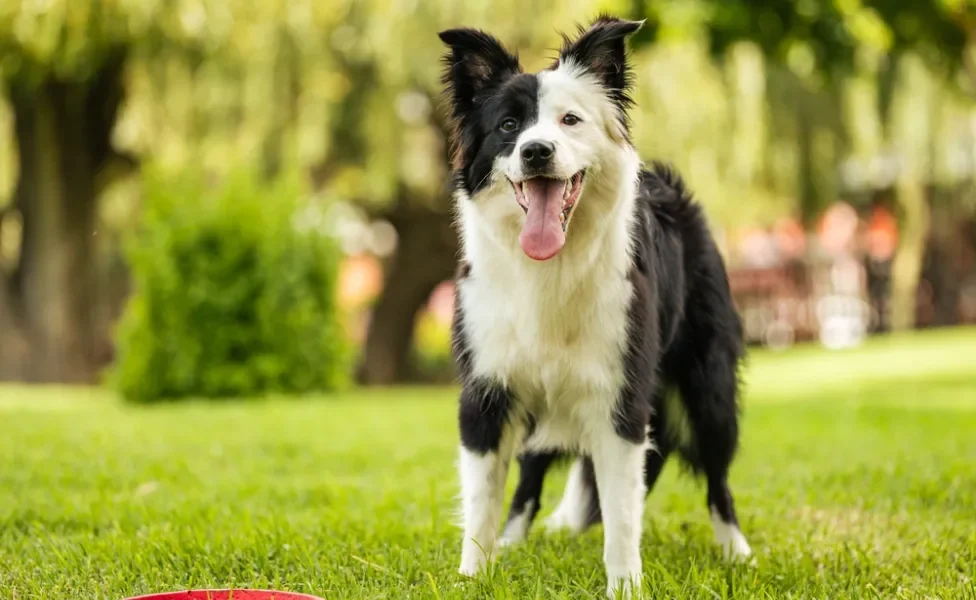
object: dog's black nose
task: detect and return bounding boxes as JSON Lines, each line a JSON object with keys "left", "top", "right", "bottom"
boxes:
{"left": 521, "top": 141, "right": 555, "bottom": 171}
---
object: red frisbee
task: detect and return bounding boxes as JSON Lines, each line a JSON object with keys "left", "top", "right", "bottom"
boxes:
{"left": 126, "top": 590, "right": 324, "bottom": 600}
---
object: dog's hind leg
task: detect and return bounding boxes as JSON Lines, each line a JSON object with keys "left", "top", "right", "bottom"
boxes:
{"left": 643, "top": 406, "right": 673, "bottom": 497}
{"left": 667, "top": 298, "right": 752, "bottom": 561}
{"left": 706, "top": 472, "right": 751, "bottom": 560}
{"left": 499, "top": 450, "right": 559, "bottom": 545}
{"left": 543, "top": 455, "right": 601, "bottom": 535}
{"left": 673, "top": 375, "right": 752, "bottom": 560}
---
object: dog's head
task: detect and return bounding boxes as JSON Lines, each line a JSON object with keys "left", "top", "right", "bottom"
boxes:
{"left": 439, "top": 15, "right": 643, "bottom": 261}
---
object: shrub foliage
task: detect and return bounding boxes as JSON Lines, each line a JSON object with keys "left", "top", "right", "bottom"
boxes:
{"left": 110, "top": 168, "right": 347, "bottom": 402}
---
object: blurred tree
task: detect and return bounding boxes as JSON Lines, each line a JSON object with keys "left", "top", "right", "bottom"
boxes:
{"left": 1, "top": 0, "right": 972, "bottom": 384}
{"left": 0, "top": 0, "right": 346, "bottom": 382}
{"left": 634, "top": 0, "right": 971, "bottom": 73}
{"left": 632, "top": 0, "right": 975, "bottom": 330}
{"left": 341, "top": 0, "right": 976, "bottom": 379}
{"left": 0, "top": 2, "right": 140, "bottom": 380}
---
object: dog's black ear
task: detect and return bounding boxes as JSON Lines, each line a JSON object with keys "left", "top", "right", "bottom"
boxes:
{"left": 558, "top": 15, "right": 643, "bottom": 99}
{"left": 438, "top": 28, "right": 521, "bottom": 119}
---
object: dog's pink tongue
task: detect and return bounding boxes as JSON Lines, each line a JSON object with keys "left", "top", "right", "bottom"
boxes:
{"left": 519, "top": 178, "right": 566, "bottom": 261}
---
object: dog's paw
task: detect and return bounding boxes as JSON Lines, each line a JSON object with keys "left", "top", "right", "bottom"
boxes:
{"left": 458, "top": 556, "right": 488, "bottom": 578}
{"left": 715, "top": 524, "right": 754, "bottom": 564}
{"left": 722, "top": 537, "right": 753, "bottom": 561}
{"left": 722, "top": 543, "right": 757, "bottom": 568}
{"left": 458, "top": 563, "right": 480, "bottom": 578}
{"left": 606, "top": 573, "right": 643, "bottom": 600}
{"left": 459, "top": 540, "right": 494, "bottom": 577}
{"left": 543, "top": 508, "right": 586, "bottom": 535}
{"left": 498, "top": 512, "right": 531, "bottom": 547}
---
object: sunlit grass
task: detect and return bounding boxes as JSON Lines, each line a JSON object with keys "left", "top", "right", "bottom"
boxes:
{"left": 1, "top": 328, "right": 975, "bottom": 599}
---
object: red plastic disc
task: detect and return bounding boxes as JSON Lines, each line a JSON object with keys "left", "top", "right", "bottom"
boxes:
{"left": 125, "top": 590, "right": 324, "bottom": 600}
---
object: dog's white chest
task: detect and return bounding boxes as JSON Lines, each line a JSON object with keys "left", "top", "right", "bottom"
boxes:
{"left": 458, "top": 259, "right": 632, "bottom": 448}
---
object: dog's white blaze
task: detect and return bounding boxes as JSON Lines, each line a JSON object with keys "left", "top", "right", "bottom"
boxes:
{"left": 710, "top": 506, "right": 753, "bottom": 561}
{"left": 507, "top": 61, "right": 625, "bottom": 184}
{"left": 544, "top": 457, "right": 593, "bottom": 533}
{"left": 458, "top": 444, "right": 512, "bottom": 576}
{"left": 455, "top": 60, "right": 647, "bottom": 596}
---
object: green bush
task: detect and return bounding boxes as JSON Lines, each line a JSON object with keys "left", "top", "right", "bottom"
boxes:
{"left": 109, "top": 167, "right": 348, "bottom": 402}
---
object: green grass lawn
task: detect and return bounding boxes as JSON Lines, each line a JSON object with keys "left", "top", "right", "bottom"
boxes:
{"left": 2, "top": 329, "right": 975, "bottom": 599}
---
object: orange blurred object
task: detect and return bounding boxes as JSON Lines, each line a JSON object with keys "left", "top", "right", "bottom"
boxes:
{"left": 817, "top": 202, "right": 858, "bottom": 255}
{"left": 773, "top": 217, "right": 806, "bottom": 259}
{"left": 338, "top": 254, "right": 383, "bottom": 310}
{"left": 865, "top": 205, "right": 898, "bottom": 261}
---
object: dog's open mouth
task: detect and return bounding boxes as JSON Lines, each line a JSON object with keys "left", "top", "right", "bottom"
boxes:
{"left": 511, "top": 171, "right": 585, "bottom": 261}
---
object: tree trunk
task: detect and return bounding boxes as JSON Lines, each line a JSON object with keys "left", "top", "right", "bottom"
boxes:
{"left": 889, "top": 178, "right": 930, "bottom": 331}
{"left": 2, "top": 50, "right": 128, "bottom": 382}
{"left": 356, "top": 200, "right": 458, "bottom": 385}
{"left": 0, "top": 245, "right": 31, "bottom": 379}
{"left": 888, "top": 54, "right": 933, "bottom": 332}
{"left": 923, "top": 193, "right": 971, "bottom": 327}
{"left": 796, "top": 110, "right": 818, "bottom": 227}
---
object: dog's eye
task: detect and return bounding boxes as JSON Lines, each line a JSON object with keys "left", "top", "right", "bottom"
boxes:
{"left": 500, "top": 118, "right": 519, "bottom": 133}
{"left": 562, "top": 113, "right": 582, "bottom": 126}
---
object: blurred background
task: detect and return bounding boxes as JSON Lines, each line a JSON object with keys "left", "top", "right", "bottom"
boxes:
{"left": 1, "top": 0, "right": 975, "bottom": 400}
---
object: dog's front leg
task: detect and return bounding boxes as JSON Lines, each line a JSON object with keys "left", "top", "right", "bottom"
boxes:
{"left": 591, "top": 422, "right": 648, "bottom": 599}
{"left": 457, "top": 380, "right": 516, "bottom": 577}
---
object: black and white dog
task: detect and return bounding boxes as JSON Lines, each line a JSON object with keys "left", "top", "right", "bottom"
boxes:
{"left": 438, "top": 15, "right": 752, "bottom": 598}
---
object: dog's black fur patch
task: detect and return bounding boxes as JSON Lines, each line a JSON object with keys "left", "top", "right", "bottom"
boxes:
{"left": 439, "top": 30, "right": 540, "bottom": 194}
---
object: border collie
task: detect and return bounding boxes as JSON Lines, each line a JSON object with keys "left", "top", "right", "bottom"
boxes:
{"left": 438, "top": 15, "right": 752, "bottom": 598}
